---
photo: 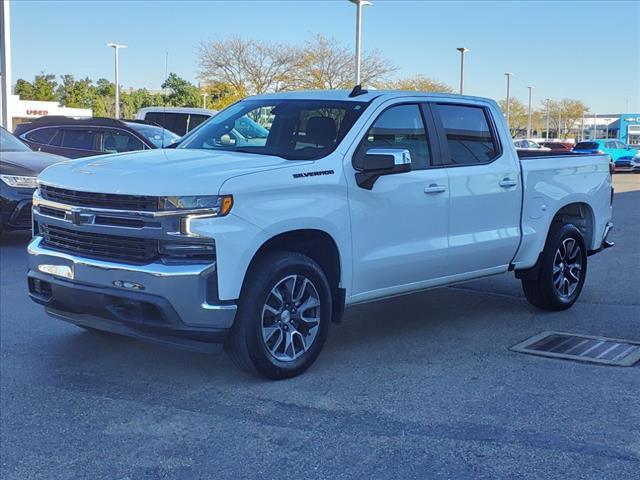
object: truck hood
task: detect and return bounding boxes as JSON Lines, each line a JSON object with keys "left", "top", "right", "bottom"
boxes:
{"left": 1, "top": 151, "right": 67, "bottom": 176}
{"left": 38, "top": 148, "right": 306, "bottom": 195}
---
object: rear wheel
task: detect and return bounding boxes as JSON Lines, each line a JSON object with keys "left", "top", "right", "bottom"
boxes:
{"left": 521, "top": 224, "right": 587, "bottom": 311}
{"left": 225, "top": 251, "right": 332, "bottom": 379}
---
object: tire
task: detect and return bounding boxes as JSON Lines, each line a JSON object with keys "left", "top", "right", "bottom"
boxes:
{"left": 224, "top": 251, "right": 332, "bottom": 379}
{"left": 521, "top": 224, "right": 588, "bottom": 311}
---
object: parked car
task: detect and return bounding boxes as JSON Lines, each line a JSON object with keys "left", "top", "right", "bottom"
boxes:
{"left": 572, "top": 139, "right": 639, "bottom": 172}
{"left": 135, "top": 107, "right": 218, "bottom": 136}
{"left": 539, "top": 141, "right": 574, "bottom": 152}
{"left": 0, "top": 126, "right": 65, "bottom": 232}
{"left": 14, "top": 117, "right": 180, "bottom": 159}
{"left": 513, "top": 139, "right": 551, "bottom": 151}
{"left": 27, "top": 89, "right": 613, "bottom": 379}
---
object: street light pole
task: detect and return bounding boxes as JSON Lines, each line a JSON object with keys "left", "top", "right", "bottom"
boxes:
{"left": 349, "top": 0, "right": 372, "bottom": 86}
{"left": 545, "top": 99, "right": 551, "bottom": 140}
{"left": 106, "top": 43, "right": 127, "bottom": 119}
{"left": 201, "top": 92, "right": 209, "bottom": 109}
{"left": 457, "top": 47, "right": 469, "bottom": 94}
{"left": 526, "top": 86, "right": 534, "bottom": 138}
{"left": 504, "top": 73, "right": 512, "bottom": 132}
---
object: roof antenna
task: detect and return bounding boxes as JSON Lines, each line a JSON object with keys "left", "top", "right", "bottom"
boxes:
{"left": 349, "top": 84, "right": 368, "bottom": 98}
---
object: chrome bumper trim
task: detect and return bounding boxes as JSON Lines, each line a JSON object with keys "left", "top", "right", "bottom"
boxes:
{"left": 27, "top": 236, "right": 236, "bottom": 329}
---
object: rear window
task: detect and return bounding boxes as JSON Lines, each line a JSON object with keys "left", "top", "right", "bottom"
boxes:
{"left": 144, "top": 112, "right": 188, "bottom": 136}
{"left": 574, "top": 142, "right": 599, "bottom": 150}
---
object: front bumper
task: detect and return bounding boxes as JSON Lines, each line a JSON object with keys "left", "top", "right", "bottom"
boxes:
{"left": 0, "top": 185, "right": 34, "bottom": 231}
{"left": 614, "top": 158, "right": 640, "bottom": 172}
{"left": 27, "top": 236, "right": 236, "bottom": 349}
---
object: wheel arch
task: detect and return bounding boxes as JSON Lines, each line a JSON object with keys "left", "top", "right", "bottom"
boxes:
{"left": 245, "top": 229, "right": 345, "bottom": 323}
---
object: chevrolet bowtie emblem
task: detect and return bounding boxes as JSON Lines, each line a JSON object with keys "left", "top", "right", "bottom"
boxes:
{"left": 64, "top": 210, "right": 82, "bottom": 225}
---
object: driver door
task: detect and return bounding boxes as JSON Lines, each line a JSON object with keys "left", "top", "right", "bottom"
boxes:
{"left": 348, "top": 102, "right": 450, "bottom": 301}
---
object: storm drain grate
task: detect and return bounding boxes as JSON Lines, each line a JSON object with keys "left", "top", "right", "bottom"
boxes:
{"left": 511, "top": 331, "right": 640, "bottom": 366}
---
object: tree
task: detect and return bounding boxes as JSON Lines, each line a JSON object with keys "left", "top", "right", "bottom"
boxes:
{"left": 294, "top": 34, "right": 396, "bottom": 90}
{"left": 198, "top": 36, "right": 297, "bottom": 96}
{"left": 32, "top": 73, "right": 58, "bottom": 101}
{"left": 161, "top": 72, "right": 200, "bottom": 107}
{"left": 14, "top": 79, "right": 35, "bottom": 99}
{"left": 202, "top": 80, "right": 242, "bottom": 110}
{"left": 499, "top": 98, "right": 528, "bottom": 137}
{"left": 56, "top": 75, "right": 96, "bottom": 109}
{"left": 540, "top": 99, "right": 589, "bottom": 139}
{"left": 378, "top": 74, "right": 452, "bottom": 93}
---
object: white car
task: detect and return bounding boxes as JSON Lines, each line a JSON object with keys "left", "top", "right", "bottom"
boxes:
{"left": 29, "top": 89, "right": 614, "bottom": 379}
{"left": 514, "top": 139, "right": 551, "bottom": 151}
{"left": 135, "top": 107, "right": 218, "bottom": 136}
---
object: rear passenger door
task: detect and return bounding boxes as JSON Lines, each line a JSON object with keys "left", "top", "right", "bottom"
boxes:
{"left": 57, "top": 128, "right": 102, "bottom": 158}
{"left": 431, "top": 102, "right": 521, "bottom": 275}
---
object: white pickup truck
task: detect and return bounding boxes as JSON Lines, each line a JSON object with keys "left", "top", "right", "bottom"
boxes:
{"left": 27, "top": 89, "right": 614, "bottom": 379}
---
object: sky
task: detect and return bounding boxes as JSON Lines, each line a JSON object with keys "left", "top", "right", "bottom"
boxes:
{"left": 8, "top": 0, "right": 640, "bottom": 113}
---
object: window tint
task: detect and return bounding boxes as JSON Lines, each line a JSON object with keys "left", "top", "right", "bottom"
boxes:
{"left": 574, "top": 142, "right": 599, "bottom": 150}
{"left": 25, "top": 127, "right": 59, "bottom": 145}
{"left": 188, "top": 114, "right": 210, "bottom": 132}
{"left": 356, "top": 104, "right": 429, "bottom": 170}
{"left": 435, "top": 104, "right": 498, "bottom": 165}
{"left": 145, "top": 112, "right": 188, "bottom": 136}
{"left": 102, "top": 129, "right": 144, "bottom": 153}
{"left": 61, "top": 129, "right": 98, "bottom": 150}
{"left": 605, "top": 141, "right": 616, "bottom": 148}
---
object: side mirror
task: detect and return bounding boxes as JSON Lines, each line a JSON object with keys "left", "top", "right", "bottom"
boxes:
{"left": 355, "top": 148, "right": 412, "bottom": 189}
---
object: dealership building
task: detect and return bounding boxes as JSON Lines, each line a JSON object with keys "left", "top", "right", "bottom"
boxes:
{"left": 585, "top": 114, "right": 640, "bottom": 145}
{"left": 3, "top": 94, "right": 92, "bottom": 132}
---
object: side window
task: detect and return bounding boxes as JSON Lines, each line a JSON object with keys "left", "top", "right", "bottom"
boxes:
{"left": 356, "top": 104, "right": 430, "bottom": 170}
{"left": 25, "top": 128, "right": 59, "bottom": 145}
{"left": 188, "top": 114, "right": 209, "bottom": 132}
{"left": 145, "top": 112, "right": 188, "bottom": 136}
{"left": 435, "top": 104, "right": 499, "bottom": 165}
{"left": 605, "top": 141, "right": 615, "bottom": 149}
{"left": 60, "top": 129, "right": 99, "bottom": 151}
{"left": 102, "top": 129, "right": 144, "bottom": 153}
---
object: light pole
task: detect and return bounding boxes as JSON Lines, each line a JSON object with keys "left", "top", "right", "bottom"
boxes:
{"left": 201, "top": 92, "right": 209, "bottom": 109}
{"left": 0, "top": 0, "right": 12, "bottom": 129}
{"left": 457, "top": 47, "right": 469, "bottom": 94}
{"left": 504, "top": 73, "right": 513, "bottom": 132}
{"left": 526, "top": 86, "right": 534, "bottom": 138}
{"left": 106, "top": 43, "right": 127, "bottom": 119}
{"left": 558, "top": 111, "right": 562, "bottom": 140}
{"left": 349, "top": 0, "right": 372, "bottom": 86}
{"left": 545, "top": 99, "right": 551, "bottom": 140}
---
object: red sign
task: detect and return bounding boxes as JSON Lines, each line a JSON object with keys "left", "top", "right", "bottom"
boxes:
{"left": 26, "top": 109, "right": 49, "bottom": 116}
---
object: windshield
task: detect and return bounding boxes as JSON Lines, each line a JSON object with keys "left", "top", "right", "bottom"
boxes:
{"left": 127, "top": 123, "right": 181, "bottom": 148}
{"left": 178, "top": 99, "right": 368, "bottom": 160}
{"left": 0, "top": 127, "right": 31, "bottom": 152}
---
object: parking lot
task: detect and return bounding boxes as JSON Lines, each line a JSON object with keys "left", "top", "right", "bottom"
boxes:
{"left": 1, "top": 175, "right": 638, "bottom": 480}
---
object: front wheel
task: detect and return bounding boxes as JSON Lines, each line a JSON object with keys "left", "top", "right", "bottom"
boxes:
{"left": 225, "top": 251, "right": 332, "bottom": 379}
{"left": 521, "top": 224, "right": 588, "bottom": 311}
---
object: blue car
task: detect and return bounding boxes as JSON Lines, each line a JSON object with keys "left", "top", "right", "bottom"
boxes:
{"left": 572, "top": 139, "right": 640, "bottom": 172}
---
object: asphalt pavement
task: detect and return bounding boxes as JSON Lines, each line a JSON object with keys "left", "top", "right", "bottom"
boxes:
{"left": 1, "top": 175, "right": 639, "bottom": 480}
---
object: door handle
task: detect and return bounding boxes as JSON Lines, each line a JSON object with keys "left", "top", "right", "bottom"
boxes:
{"left": 499, "top": 178, "right": 518, "bottom": 188}
{"left": 424, "top": 184, "right": 447, "bottom": 194}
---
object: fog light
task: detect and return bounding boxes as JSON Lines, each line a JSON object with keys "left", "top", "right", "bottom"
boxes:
{"left": 159, "top": 240, "right": 215, "bottom": 262}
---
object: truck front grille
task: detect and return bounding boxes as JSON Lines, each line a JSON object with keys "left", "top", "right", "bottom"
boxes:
{"left": 40, "top": 185, "right": 158, "bottom": 211}
{"left": 40, "top": 224, "right": 158, "bottom": 264}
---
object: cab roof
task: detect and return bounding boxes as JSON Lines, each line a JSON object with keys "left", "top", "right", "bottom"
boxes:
{"left": 249, "top": 89, "right": 495, "bottom": 105}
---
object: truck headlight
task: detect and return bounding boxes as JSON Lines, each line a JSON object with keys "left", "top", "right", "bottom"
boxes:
{"left": 158, "top": 195, "right": 233, "bottom": 214}
{"left": 0, "top": 175, "right": 38, "bottom": 189}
